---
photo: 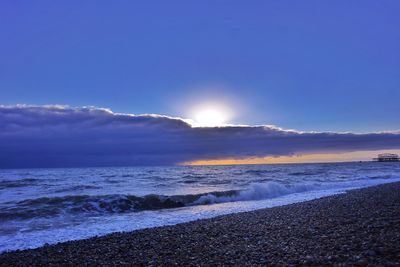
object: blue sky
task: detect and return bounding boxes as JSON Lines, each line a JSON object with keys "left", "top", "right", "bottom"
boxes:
{"left": 1, "top": 1, "right": 399, "bottom": 132}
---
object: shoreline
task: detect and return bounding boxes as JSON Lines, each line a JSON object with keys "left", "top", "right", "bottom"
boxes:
{"left": 1, "top": 182, "right": 400, "bottom": 266}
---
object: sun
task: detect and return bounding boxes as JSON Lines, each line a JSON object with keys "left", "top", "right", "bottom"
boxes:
{"left": 191, "top": 104, "right": 231, "bottom": 127}
{"left": 195, "top": 109, "right": 226, "bottom": 127}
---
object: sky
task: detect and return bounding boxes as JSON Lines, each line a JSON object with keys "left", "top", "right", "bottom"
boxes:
{"left": 0, "top": 1, "right": 399, "bottom": 132}
{"left": 0, "top": 2, "right": 399, "bottom": 168}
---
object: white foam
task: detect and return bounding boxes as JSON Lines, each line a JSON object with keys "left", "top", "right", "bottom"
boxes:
{"left": 194, "top": 182, "right": 318, "bottom": 204}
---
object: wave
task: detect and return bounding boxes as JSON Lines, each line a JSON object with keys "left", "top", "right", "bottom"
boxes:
{"left": 182, "top": 174, "right": 207, "bottom": 179}
{"left": 0, "top": 194, "right": 186, "bottom": 221}
{"left": 0, "top": 182, "right": 321, "bottom": 221}
{"left": 181, "top": 180, "right": 197, "bottom": 184}
{"left": 289, "top": 170, "right": 326, "bottom": 176}
{"left": 367, "top": 174, "right": 392, "bottom": 179}
{"left": 244, "top": 169, "right": 281, "bottom": 175}
{"left": 192, "top": 182, "right": 317, "bottom": 204}
{"left": 2, "top": 174, "right": 400, "bottom": 223}
{"left": 0, "top": 178, "right": 40, "bottom": 189}
{"left": 54, "top": 185, "right": 102, "bottom": 193}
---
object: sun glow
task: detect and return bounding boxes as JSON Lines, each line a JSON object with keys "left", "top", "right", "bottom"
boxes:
{"left": 191, "top": 104, "right": 232, "bottom": 127}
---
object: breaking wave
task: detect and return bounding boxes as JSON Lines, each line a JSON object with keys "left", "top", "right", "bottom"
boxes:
{"left": 0, "top": 182, "right": 322, "bottom": 221}
{"left": 192, "top": 182, "right": 317, "bottom": 205}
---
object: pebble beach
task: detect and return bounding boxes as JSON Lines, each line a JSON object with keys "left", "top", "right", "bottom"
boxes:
{"left": 1, "top": 182, "right": 399, "bottom": 266}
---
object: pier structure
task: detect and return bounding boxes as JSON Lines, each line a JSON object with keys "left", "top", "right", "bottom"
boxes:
{"left": 373, "top": 153, "right": 400, "bottom": 162}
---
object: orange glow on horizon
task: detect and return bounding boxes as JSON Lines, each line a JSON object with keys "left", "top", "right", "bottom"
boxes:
{"left": 183, "top": 149, "right": 400, "bottom": 166}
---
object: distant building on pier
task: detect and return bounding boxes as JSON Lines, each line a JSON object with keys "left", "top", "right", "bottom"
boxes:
{"left": 373, "top": 153, "right": 400, "bottom": 162}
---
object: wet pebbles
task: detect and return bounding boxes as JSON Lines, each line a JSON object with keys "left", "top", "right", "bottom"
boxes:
{"left": 1, "top": 182, "right": 400, "bottom": 266}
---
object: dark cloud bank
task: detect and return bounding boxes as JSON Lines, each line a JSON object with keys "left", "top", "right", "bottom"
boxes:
{"left": 1, "top": 105, "right": 399, "bottom": 168}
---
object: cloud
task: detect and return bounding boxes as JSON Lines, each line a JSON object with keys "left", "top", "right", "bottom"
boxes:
{"left": 0, "top": 105, "right": 399, "bottom": 168}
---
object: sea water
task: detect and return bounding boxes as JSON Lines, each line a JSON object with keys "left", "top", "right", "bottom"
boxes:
{"left": 1, "top": 162, "right": 400, "bottom": 253}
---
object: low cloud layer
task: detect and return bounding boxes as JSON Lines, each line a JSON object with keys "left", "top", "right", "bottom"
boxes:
{"left": 1, "top": 105, "right": 400, "bottom": 168}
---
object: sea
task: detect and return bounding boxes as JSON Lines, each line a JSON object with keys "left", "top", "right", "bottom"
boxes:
{"left": 1, "top": 162, "right": 400, "bottom": 253}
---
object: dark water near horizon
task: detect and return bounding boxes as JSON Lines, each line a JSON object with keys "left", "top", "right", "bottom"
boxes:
{"left": 1, "top": 162, "right": 400, "bottom": 253}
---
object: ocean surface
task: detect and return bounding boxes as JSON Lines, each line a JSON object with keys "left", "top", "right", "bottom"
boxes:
{"left": 1, "top": 162, "right": 400, "bottom": 253}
